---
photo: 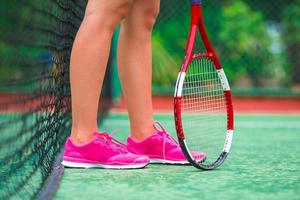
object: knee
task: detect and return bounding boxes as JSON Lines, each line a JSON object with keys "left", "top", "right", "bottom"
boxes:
{"left": 142, "top": 4, "right": 160, "bottom": 31}
{"left": 127, "top": 2, "right": 160, "bottom": 32}
{"left": 83, "top": 0, "right": 134, "bottom": 32}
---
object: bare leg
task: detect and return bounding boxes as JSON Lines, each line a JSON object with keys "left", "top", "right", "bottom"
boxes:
{"left": 70, "top": 0, "right": 134, "bottom": 144}
{"left": 118, "top": 0, "right": 160, "bottom": 141}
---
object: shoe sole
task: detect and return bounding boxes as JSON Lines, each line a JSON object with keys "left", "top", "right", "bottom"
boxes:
{"left": 150, "top": 159, "right": 189, "bottom": 164}
{"left": 61, "top": 160, "right": 149, "bottom": 169}
{"left": 150, "top": 157, "right": 206, "bottom": 165}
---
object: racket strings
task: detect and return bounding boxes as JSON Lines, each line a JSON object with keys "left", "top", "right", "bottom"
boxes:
{"left": 181, "top": 58, "right": 227, "bottom": 163}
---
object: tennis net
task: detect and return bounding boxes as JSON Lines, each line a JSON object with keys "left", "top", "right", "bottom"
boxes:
{"left": 0, "top": 0, "right": 113, "bottom": 199}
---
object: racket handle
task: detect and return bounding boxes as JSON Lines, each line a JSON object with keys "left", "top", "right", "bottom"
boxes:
{"left": 191, "top": 0, "right": 202, "bottom": 5}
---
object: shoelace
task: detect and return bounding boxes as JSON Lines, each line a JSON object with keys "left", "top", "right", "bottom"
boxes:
{"left": 93, "top": 131, "right": 128, "bottom": 153}
{"left": 153, "top": 122, "right": 179, "bottom": 160}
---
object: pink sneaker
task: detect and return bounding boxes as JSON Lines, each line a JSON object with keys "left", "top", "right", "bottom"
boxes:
{"left": 61, "top": 132, "right": 149, "bottom": 169}
{"left": 127, "top": 122, "right": 206, "bottom": 164}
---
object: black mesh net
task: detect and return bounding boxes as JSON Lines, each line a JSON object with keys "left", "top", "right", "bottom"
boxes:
{"left": 0, "top": 0, "right": 112, "bottom": 199}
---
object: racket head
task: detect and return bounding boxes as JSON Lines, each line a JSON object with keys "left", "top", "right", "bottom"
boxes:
{"left": 174, "top": 2, "right": 234, "bottom": 170}
{"left": 174, "top": 55, "right": 234, "bottom": 170}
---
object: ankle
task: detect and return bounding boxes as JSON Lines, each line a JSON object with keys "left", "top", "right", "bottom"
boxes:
{"left": 130, "top": 127, "right": 156, "bottom": 142}
{"left": 70, "top": 129, "right": 97, "bottom": 145}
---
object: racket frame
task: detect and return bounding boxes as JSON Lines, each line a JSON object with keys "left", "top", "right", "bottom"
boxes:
{"left": 174, "top": 1, "right": 234, "bottom": 170}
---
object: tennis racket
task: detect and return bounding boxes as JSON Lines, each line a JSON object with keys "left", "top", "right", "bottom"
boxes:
{"left": 174, "top": 0, "right": 234, "bottom": 170}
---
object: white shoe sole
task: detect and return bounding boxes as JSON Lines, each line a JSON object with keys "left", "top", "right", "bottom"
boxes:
{"left": 149, "top": 159, "right": 190, "bottom": 164}
{"left": 61, "top": 161, "right": 148, "bottom": 169}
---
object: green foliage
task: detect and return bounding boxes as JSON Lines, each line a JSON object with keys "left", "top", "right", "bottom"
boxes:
{"left": 281, "top": 0, "right": 300, "bottom": 85}
{"left": 0, "top": 1, "right": 40, "bottom": 82}
{"left": 244, "top": 0, "right": 297, "bottom": 21}
{"left": 1, "top": 0, "right": 298, "bottom": 91}
{"left": 152, "top": 0, "right": 273, "bottom": 88}
{"left": 152, "top": 1, "right": 190, "bottom": 87}
{"left": 152, "top": 34, "right": 182, "bottom": 86}
{"left": 217, "top": 0, "right": 272, "bottom": 86}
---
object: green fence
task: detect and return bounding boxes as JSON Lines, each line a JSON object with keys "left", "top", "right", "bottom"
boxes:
{"left": 1, "top": 0, "right": 299, "bottom": 97}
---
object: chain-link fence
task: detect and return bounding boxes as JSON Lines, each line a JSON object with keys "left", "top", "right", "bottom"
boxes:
{"left": 1, "top": 0, "right": 299, "bottom": 96}
{"left": 152, "top": 0, "right": 300, "bottom": 96}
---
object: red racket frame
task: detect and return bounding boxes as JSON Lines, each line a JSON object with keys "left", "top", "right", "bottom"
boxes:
{"left": 174, "top": 1, "right": 234, "bottom": 170}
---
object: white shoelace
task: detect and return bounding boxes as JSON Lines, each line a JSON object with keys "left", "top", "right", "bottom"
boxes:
{"left": 153, "top": 122, "right": 179, "bottom": 160}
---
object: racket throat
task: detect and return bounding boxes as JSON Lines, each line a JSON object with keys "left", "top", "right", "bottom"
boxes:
{"left": 191, "top": 5, "right": 201, "bottom": 25}
{"left": 191, "top": 4, "right": 222, "bottom": 69}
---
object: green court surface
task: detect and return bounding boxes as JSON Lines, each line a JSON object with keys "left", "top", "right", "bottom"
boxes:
{"left": 55, "top": 113, "right": 300, "bottom": 200}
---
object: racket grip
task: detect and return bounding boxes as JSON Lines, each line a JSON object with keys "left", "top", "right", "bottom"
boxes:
{"left": 191, "top": 0, "right": 201, "bottom": 5}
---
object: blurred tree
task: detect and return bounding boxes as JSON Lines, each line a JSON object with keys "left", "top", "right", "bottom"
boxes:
{"left": 0, "top": 1, "right": 40, "bottom": 83}
{"left": 281, "top": 0, "right": 300, "bottom": 86}
{"left": 3, "top": 0, "right": 293, "bottom": 91}
{"left": 152, "top": 0, "right": 223, "bottom": 87}
{"left": 152, "top": 0, "right": 273, "bottom": 88}
{"left": 152, "top": 0, "right": 190, "bottom": 87}
{"left": 217, "top": 0, "right": 272, "bottom": 86}
{"left": 244, "top": 0, "right": 296, "bottom": 22}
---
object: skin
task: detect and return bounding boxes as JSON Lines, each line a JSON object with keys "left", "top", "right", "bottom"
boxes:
{"left": 70, "top": 0, "right": 160, "bottom": 144}
{"left": 118, "top": 0, "right": 160, "bottom": 141}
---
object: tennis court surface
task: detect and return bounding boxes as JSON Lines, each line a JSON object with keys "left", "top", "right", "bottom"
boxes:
{"left": 55, "top": 112, "right": 300, "bottom": 200}
{"left": 1, "top": 0, "right": 300, "bottom": 199}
